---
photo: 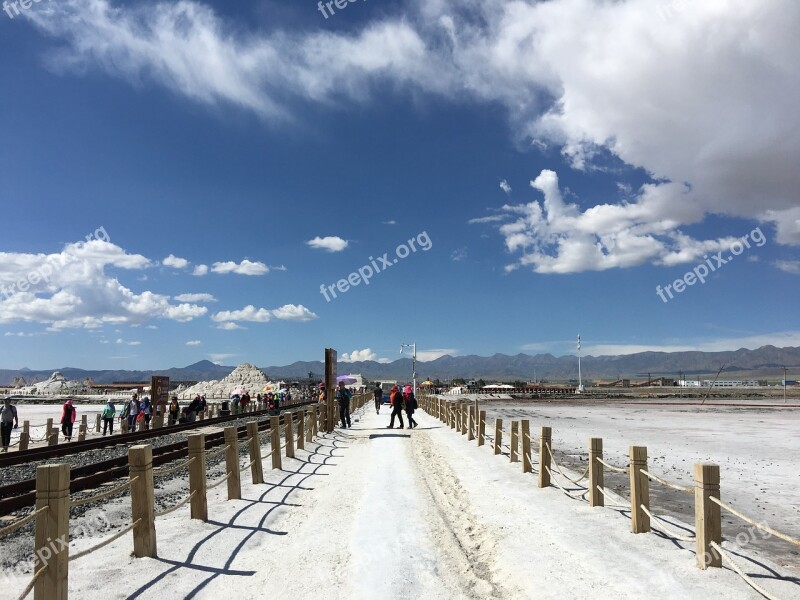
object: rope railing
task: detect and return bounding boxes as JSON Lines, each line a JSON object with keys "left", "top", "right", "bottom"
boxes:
{"left": 0, "top": 506, "right": 48, "bottom": 538}
{"left": 596, "top": 457, "right": 629, "bottom": 474}
{"left": 207, "top": 472, "right": 233, "bottom": 491}
{"left": 596, "top": 486, "right": 627, "bottom": 508}
{"left": 710, "top": 497, "right": 800, "bottom": 547}
{"left": 640, "top": 505, "right": 695, "bottom": 542}
{"left": 15, "top": 564, "right": 47, "bottom": 600}
{"left": 69, "top": 518, "right": 141, "bottom": 562}
{"left": 710, "top": 541, "right": 781, "bottom": 600}
{"left": 639, "top": 469, "right": 693, "bottom": 494}
{"left": 544, "top": 466, "right": 588, "bottom": 501}
{"left": 69, "top": 478, "right": 137, "bottom": 508}
{"left": 205, "top": 444, "right": 230, "bottom": 459}
{"left": 153, "top": 457, "right": 195, "bottom": 478}
{"left": 545, "top": 443, "right": 589, "bottom": 485}
{"left": 155, "top": 491, "right": 196, "bottom": 518}
{"left": 240, "top": 459, "right": 256, "bottom": 472}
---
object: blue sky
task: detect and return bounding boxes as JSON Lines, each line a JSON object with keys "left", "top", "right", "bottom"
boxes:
{"left": 1, "top": 0, "right": 799, "bottom": 369}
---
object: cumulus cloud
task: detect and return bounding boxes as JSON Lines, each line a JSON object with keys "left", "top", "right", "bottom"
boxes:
{"left": 775, "top": 260, "right": 800, "bottom": 275}
{"left": 173, "top": 293, "right": 217, "bottom": 303}
{"left": 306, "top": 236, "right": 349, "bottom": 252}
{"left": 162, "top": 254, "right": 189, "bottom": 269}
{"left": 499, "top": 180, "right": 512, "bottom": 194}
{"left": 341, "top": 348, "right": 390, "bottom": 363}
{"left": 216, "top": 322, "right": 245, "bottom": 331}
{"left": 26, "top": 0, "right": 800, "bottom": 260}
{"left": 192, "top": 264, "right": 209, "bottom": 276}
{"left": 211, "top": 260, "right": 269, "bottom": 276}
{"left": 0, "top": 240, "right": 206, "bottom": 328}
{"left": 211, "top": 304, "right": 317, "bottom": 323}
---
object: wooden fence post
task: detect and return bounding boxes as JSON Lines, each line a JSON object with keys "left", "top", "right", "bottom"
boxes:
{"left": 494, "top": 419, "right": 502, "bottom": 455}
{"left": 20, "top": 420, "right": 30, "bottom": 451}
{"left": 270, "top": 416, "right": 282, "bottom": 470}
{"left": 188, "top": 434, "right": 207, "bottom": 521}
{"left": 129, "top": 445, "right": 157, "bottom": 558}
{"left": 78, "top": 415, "right": 87, "bottom": 442}
{"left": 306, "top": 408, "right": 314, "bottom": 443}
{"left": 589, "top": 437, "right": 604, "bottom": 507}
{"left": 121, "top": 417, "right": 129, "bottom": 434}
{"left": 34, "top": 464, "right": 70, "bottom": 600}
{"left": 224, "top": 426, "right": 241, "bottom": 501}
{"left": 478, "top": 410, "right": 486, "bottom": 446}
{"left": 246, "top": 421, "right": 264, "bottom": 484}
{"left": 94, "top": 414, "right": 101, "bottom": 433}
{"left": 297, "top": 411, "right": 305, "bottom": 451}
{"left": 694, "top": 463, "right": 721, "bottom": 569}
{"left": 461, "top": 403, "right": 468, "bottom": 435}
{"left": 284, "top": 412, "right": 295, "bottom": 459}
{"left": 521, "top": 420, "right": 532, "bottom": 473}
{"left": 538, "top": 426, "right": 552, "bottom": 488}
{"left": 510, "top": 421, "right": 519, "bottom": 463}
{"left": 629, "top": 446, "right": 650, "bottom": 533}
{"left": 49, "top": 426, "right": 58, "bottom": 447}
{"left": 467, "top": 405, "right": 475, "bottom": 441}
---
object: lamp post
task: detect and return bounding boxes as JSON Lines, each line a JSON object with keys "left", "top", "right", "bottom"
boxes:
{"left": 400, "top": 343, "right": 417, "bottom": 396}
{"left": 577, "top": 334, "right": 584, "bottom": 393}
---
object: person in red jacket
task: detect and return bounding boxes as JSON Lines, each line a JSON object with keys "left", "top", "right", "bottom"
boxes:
{"left": 61, "top": 399, "right": 77, "bottom": 441}
{"left": 387, "top": 386, "right": 404, "bottom": 429}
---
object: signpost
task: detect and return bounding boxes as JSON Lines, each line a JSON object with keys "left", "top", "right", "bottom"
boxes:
{"left": 325, "top": 348, "right": 337, "bottom": 433}
{"left": 151, "top": 376, "right": 169, "bottom": 428}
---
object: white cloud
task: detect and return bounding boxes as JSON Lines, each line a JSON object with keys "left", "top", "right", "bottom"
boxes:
{"left": 0, "top": 240, "right": 206, "bottom": 329}
{"left": 192, "top": 264, "right": 209, "bottom": 276}
{"left": 341, "top": 348, "right": 390, "bottom": 363}
{"left": 216, "top": 322, "right": 245, "bottom": 331}
{"left": 451, "top": 247, "right": 467, "bottom": 262}
{"left": 186, "top": 340, "right": 202, "bottom": 346}
{"left": 26, "top": 0, "right": 800, "bottom": 258}
{"left": 416, "top": 349, "right": 457, "bottom": 361}
{"left": 211, "top": 304, "right": 317, "bottom": 323}
{"left": 209, "top": 353, "right": 235, "bottom": 363}
{"left": 775, "top": 260, "right": 800, "bottom": 274}
{"left": 211, "top": 260, "right": 269, "bottom": 276}
{"left": 499, "top": 179, "right": 512, "bottom": 194}
{"left": 383, "top": 220, "right": 397, "bottom": 225}
{"left": 173, "top": 293, "right": 217, "bottom": 303}
{"left": 468, "top": 215, "right": 506, "bottom": 225}
{"left": 4, "top": 331, "right": 34, "bottom": 337}
{"left": 306, "top": 236, "right": 349, "bottom": 252}
{"left": 115, "top": 338, "right": 141, "bottom": 346}
{"left": 162, "top": 254, "right": 189, "bottom": 269}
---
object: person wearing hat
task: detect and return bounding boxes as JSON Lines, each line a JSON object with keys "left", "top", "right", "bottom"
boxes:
{"left": 387, "top": 385, "right": 404, "bottom": 429}
{"left": 61, "top": 399, "right": 77, "bottom": 441}
{"left": 403, "top": 385, "right": 418, "bottom": 429}
{"left": 1, "top": 397, "right": 19, "bottom": 452}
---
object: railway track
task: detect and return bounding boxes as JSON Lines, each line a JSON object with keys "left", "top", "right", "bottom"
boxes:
{"left": 0, "top": 402, "right": 319, "bottom": 514}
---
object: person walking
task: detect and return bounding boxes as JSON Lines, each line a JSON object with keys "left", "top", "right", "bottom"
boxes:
{"left": 403, "top": 385, "right": 418, "bottom": 429}
{"left": 336, "top": 380, "right": 352, "bottom": 428}
{"left": 61, "top": 399, "right": 76, "bottom": 441}
{"left": 387, "top": 385, "right": 404, "bottom": 429}
{"left": 128, "top": 394, "right": 140, "bottom": 432}
{"left": 168, "top": 396, "right": 180, "bottom": 426}
{"left": 1, "top": 397, "right": 19, "bottom": 452}
{"left": 101, "top": 399, "right": 116, "bottom": 436}
{"left": 141, "top": 396, "right": 152, "bottom": 430}
{"left": 373, "top": 384, "right": 383, "bottom": 414}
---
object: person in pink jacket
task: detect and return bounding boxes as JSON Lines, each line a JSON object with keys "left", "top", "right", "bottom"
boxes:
{"left": 60, "top": 399, "right": 77, "bottom": 441}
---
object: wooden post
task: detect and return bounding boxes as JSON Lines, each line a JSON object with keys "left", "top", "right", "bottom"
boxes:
{"left": 297, "top": 410, "right": 305, "bottom": 451}
{"left": 246, "top": 421, "right": 263, "bottom": 484}
{"left": 34, "top": 464, "right": 70, "bottom": 600}
{"left": 494, "top": 418, "right": 502, "bottom": 455}
{"left": 49, "top": 427, "right": 58, "bottom": 447}
{"left": 129, "top": 445, "right": 157, "bottom": 557}
{"left": 510, "top": 421, "right": 519, "bottom": 463}
{"left": 538, "top": 426, "right": 552, "bottom": 488}
{"left": 224, "top": 426, "right": 241, "bottom": 501}
{"left": 284, "top": 412, "right": 295, "bottom": 459}
{"left": 467, "top": 405, "right": 475, "bottom": 441}
{"left": 94, "top": 414, "right": 101, "bottom": 433}
{"left": 478, "top": 410, "right": 486, "bottom": 446}
{"left": 460, "top": 403, "right": 467, "bottom": 435}
{"left": 121, "top": 417, "right": 129, "bottom": 434}
{"left": 325, "top": 348, "right": 337, "bottom": 433}
{"left": 188, "top": 434, "right": 207, "bottom": 521}
{"left": 20, "top": 420, "right": 30, "bottom": 451}
{"left": 270, "top": 416, "right": 282, "bottom": 470}
{"left": 588, "top": 437, "right": 604, "bottom": 507}
{"left": 306, "top": 408, "right": 314, "bottom": 443}
{"left": 521, "top": 420, "right": 532, "bottom": 473}
{"left": 694, "top": 463, "right": 721, "bottom": 569}
{"left": 629, "top": 446, "right": 650, "bottom": 533}
{"left": 78, "top": 415, "right": 87, "bottom": 442}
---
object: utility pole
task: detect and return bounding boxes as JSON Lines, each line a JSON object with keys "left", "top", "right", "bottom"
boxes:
{"left": 577, "top": 335, "right": 584, "bottom": 393}
{"left": 784, "top": 366, "right": 787, "bottom": 404}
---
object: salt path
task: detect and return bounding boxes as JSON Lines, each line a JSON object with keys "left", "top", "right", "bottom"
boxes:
{"left": 4, "top": 405, "right": 798, "bottom": 599}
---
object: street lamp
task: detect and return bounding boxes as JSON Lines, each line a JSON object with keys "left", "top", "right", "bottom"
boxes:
{"left": 576, "top": 334, "right": 584, "bottom": 393}
{"left": 400, "top": 343, "right": 417, "bottom": 395}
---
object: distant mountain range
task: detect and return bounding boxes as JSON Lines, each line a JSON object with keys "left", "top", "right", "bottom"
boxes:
{"left": 2, "top": 345, "right": 799, "bottom": 386}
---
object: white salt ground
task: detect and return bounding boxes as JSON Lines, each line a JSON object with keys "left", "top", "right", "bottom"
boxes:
{"left": 3, "top": 404, "right": 798, "bottom": 599}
